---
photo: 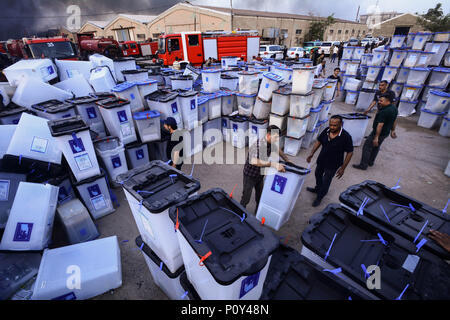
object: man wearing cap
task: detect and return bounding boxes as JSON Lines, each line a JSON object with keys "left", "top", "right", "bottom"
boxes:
{"left": 163, "top": 117, "right": 184, "bottom": 170}
{"left": 353, "top": 94, "right": 398, "bottom": 170}
{"left": 363, "top": 80, "right": 396, "bottom": 114}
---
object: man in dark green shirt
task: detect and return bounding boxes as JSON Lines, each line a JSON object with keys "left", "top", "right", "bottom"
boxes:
{"left": 353, "top": 94, "right": 398, "bottom": 170}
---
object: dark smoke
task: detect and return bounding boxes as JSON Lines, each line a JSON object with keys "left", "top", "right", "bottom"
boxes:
{"left": 0, "top": 0, "right": 181, "bottom": 40}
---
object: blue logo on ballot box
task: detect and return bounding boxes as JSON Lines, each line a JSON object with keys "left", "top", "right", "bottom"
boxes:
{"left": 87, "top": 184, "right": 101, "bottom": 198}
{"left": 240, "top": 272, "right": 260, "bottom": 298}
{"left": 171, "top": 102, "right": 178, "bottom": 114}
{"left": 13, "top": 223, "right": 33, "bottom": 242}
{"left": 271, "top": 175, "right": 287, "bottom": 194}
{"left": 136, "top": 149, "right": 144, "bottom": 159}
{"left": 86, "top": 107, "right": 97, "bottom": 119}
{"left": 69, "top": 138, "right": 85, "bottom": 154}
{"left": 111, "top": 156, "right": 122, "bottom": 168}
{"left": 117, "top": 110, "right": 128, "bottom": 123}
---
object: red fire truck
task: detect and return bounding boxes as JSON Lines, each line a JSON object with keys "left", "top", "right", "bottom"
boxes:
{"left": 77, "top": 33, "right": 122, "bottom": 59}
{"left": 0, "top": 42, "right": 7, "bottom": 54}
{"left": 6, "top": 37, "right": 78, "bottom": 60}
{"left": 157, "top": 30, "right": 260, "bottom": 66}
{"left": 121, "top": 40, "right": 158, "bottom": 58}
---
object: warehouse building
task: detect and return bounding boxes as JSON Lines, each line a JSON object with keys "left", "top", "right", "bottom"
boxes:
{"left": 78, "top": 15, "right": 157, "bottom": 42}
{"left": 73, "top": 3, "right": 368, "bottom": 47}
{"left": 369, "top": 13, "right": 428, "bottom": 37}
{"left": 359, "top": 11, "right": 402, "bottom": 25}
{"left": 147, "top": 3, "right": 368, "bottom": 47}
{"left": 78, "top": 21, "right": 109, "bottom": 38}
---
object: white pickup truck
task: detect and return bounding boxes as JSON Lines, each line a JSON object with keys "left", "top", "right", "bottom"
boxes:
{"left": 259, "top": 45, "right": 284, "bottom": 59}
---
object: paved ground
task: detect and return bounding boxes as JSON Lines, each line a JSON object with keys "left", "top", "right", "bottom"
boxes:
{"left": 94, "top": 58, "right": 450, "bottom": 300}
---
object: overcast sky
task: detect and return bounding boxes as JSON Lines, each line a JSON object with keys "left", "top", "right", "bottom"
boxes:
{"left": 0, "top": 0, "right": 447, "bottom": 40}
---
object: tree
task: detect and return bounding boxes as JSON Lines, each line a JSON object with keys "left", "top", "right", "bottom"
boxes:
{"left": 417, "top": 3, "right": 450, "bottom": 32}
{"left": 305, "top": 15, "right": 336, "bottom": 42}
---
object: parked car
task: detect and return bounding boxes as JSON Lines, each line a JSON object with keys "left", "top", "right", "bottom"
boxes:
{"left": 332, "top": 41, "right": 341, "bottom": 47}
{"left": 360, "top": 38, "right": 370, "bottom": 47}
{"left": 287, "top": 47, "right": 305, "bottom": 58}
{"left": 303, "top": 41, "right": 322, "bottom": 52}
{"left": 259, "top": 45, "right": 284, "bottom": 59}
{"left": 319, "top": 42, "right": 333, "bottom": 55}
{"left": 361, "top": 37, "right": 378, "bottom": 47}
{"left": 348, "top": 38, "right": 359, "bottom": 46}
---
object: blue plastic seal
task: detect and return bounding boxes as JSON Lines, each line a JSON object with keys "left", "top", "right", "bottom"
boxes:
{"left": 112, "top": 82, "right": 137, "bottom": 92}
{"left": 433, "top": 67, "right": 450, "bottom": 73}
{"left": 263, "top": 72, "right": 283, "bottom": 82}
{"left": 135, "top": 79, "right": 158, "bottom": 86}
{"left": 133, "top": 110, "right": 161, "bottom": 120}
{"left": 420, "top": 108, "right": 446, "bottom": 115}
{"left": 429, "top": 90, "right": 450, "bottom": 98}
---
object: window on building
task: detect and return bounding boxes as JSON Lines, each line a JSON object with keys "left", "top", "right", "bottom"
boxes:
{"left": 296, "top": 29, "right": 302, "bottom": 35}
{"left": 329, "top": 29, "right": 334, "bottom": 34}
{"left": 281, "top": 29, "right": 288, "bottom": 39}
{"left": 188, "top": 35, "right": 199, "bottom": 46}
{"left": 108, "top": 36, "right": 114, "bottom": 39}
{"left": 363, "top": 30, "right": 366, "bottom": 34}
{"left": 137, "top": 34, "right": 146, "bottom": 40}
{"left": 152, "top": 33, "right": 162, "bottom": 38}
{"left": 352, "top": 29, "right": 355, "bottom": 35}
{"left": 338, "top": 30, "right": 342, "bottom": 34}
{"left": 345, "top": 30, "right": 349, "bottom": 34}
{"left": 117, "top": 29, "right": 131, "bottom": 42}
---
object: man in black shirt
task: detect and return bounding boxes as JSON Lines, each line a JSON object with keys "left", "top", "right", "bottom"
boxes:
{"left": 337, "top": 45, "right": 344, "bottom": 64}
{"left": 306, "top": 115, "right": 354, "bottom": 207}
{"left": 353, "top": 94, "right": 398, "bottom": 170}
{"left": 164, "top": 117, "right": 184, "bottom": 170}
{"left": 363, "top": 80, "right": 396, "bottom": 114}
{"left": 328, "top": 67, "right": 342, "bottom": 99}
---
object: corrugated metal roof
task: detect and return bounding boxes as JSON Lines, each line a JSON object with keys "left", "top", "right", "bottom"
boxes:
{"left": 119, "top": 14, "right": 157, "bottom": 24}
{"left": 86, "top": 21, "right": 109, "bottom": 29}
{"left": 371, "top": 13, "right": 420, "bottom": 28}
{"left": 197, "top": 5, "right": 364, "bottom": 24}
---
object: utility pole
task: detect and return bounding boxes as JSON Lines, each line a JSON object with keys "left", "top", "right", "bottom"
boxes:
{"left": 356, "top": 5, "right": 360, "bottom": 22}
{"left": 230, "top": 0, "right": 233, "bottom": 31}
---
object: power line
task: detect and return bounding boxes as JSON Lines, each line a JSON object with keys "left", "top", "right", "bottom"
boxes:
{"left": 0, "top": 3, "right": 175, "bottom": 20}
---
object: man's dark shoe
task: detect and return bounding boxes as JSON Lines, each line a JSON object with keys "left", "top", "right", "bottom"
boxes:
{"left": 368, "top": 162, "right": 374, "bottom": 167}
{"left": 307, "top": 187, "right": 318, "bottom": 193}
{"left": 353, "top": 164, "right": 367, "bottom": 170}
{"left": 312, "top": 198, "right": 322, "bottom": 207}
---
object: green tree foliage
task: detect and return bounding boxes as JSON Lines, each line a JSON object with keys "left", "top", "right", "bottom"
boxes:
{"left": 305, "top": 15, "right": 336, "bottom": 42}
{"left": 417, "top": 3, "right": 450, "bottom": 32}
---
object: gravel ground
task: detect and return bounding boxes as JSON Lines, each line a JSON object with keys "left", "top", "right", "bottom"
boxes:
{"left": 93, "top": 58, "right": 450, "bottom": 300}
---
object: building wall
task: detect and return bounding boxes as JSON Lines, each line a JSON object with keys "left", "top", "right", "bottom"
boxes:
{"left": 233, "top": 15, "right": 367, "bottom": 46}
{"left": 148, "top": 5, "right": 230, "bottom": 37}
{"left": 360, "top": 12, "right": 400, "bottom": 25}
{"left": 59, "top": 27, "right": 77, "bottom": 43}
{"left": 371, "top": 14, "right": 426, "bottom": 37}
{"left": 233, "top": 16, "right": 312, "bottom": 47}
{"left": 104, "top": 17, "right": 150, "bottom": 41}
{"left": 77, "top": 3, "right": 369, "bottom": 46}
{"left": 325, "top": 22, "right": 368, "bottom": 41}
